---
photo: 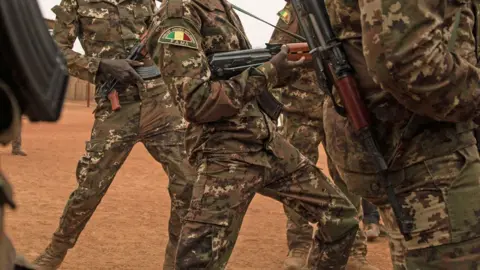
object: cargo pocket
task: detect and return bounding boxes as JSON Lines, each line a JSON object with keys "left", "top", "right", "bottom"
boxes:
{"left": 184, "top": 160, "right": 234, "bottom": 227}
{"left": 76, "top": 140, "right": 106, "bottom": 189}
{"left": 435, "top": 146, "right": 480, "bottom": 244}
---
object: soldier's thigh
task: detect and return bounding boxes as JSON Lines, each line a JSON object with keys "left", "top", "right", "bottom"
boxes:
{"left": 90, "top": 99, "right": 140, "bottom": 141}
{"left": 378, "top": 146, "right": 480, "bottom": 268}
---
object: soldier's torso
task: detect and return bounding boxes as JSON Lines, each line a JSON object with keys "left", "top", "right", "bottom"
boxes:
{"left": 76, "top": 0, "right": 153, "bottom": 59}
{"left": 270, "top": 3, "right": 325, "bottom": 121}
{"left": 155, "top": 0, "right": 272, "bottom": 162}
{"left": 325, "top": 0, "right": 477, "bottom": 173}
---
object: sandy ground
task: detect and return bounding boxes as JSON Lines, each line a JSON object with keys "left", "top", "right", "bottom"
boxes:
{"left": 1, "top": 101, "right": 393, "bottom": 269}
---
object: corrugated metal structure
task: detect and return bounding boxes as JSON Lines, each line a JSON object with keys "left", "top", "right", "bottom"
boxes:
{"left": 45, "top": 18, "right": 95, "bottom": 106}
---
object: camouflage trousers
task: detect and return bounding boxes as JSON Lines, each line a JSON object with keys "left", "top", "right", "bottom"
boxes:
{"left": 280, "top": 113, "right": 367, "bottom": 258}
{"left": 337, "top": 145, "right": 480, "bottom": 269}
{"left": 45, "top": 90, "right": 195, "bottom": 269}
{"left": 175, "top": 131, "right": 359, "bottom": 269}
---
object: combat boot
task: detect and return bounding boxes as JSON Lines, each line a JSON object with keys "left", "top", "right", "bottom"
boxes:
{"left": 283, "top": 247, "right": 310, "bottom": 270}
{"left": 346, "top": 254, "right": 379, "bottom": 270}
{"left": 11, "top": 148, "right": 27, "bottom": 156}
{"left": 364, "top": 223, "right": 380, "bottom": 241}
{"left": 32, "top": 243, "right": 68, "bottom": 270}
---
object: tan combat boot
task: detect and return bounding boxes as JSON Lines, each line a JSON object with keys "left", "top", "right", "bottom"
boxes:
{"left": 346, "top": 254, "right": 379, "bottom": 270}
{"left": 32, "top": 243, "right": 68, "bottom": 270}
{"left": 283, "top": 247, "right": 310, "bottom": 270}
{"left": 364, "top": 223, "right": 381, "bottom": 242}
{"left": 11, "top": 148, "right": 27, "bottom": 156}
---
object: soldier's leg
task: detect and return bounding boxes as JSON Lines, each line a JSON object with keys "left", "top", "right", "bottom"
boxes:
{"left": 281, "top": 115, "right": 321, "bottom": 269}
{"left": 343, "top": 145, "right": 480, "bottom": 269}
{"left": 261, "top": 134, "right": 359, "bottom": 269}
{"left": 326, "top": 157, "right": 378, "bottom": 270}
{"left": 362, "top": 199, "right": 381, "bottom": 241}
{"left": 11, "top": 120, "right": 26, "bottom": 156}
{"left": 139, "top": 94, "right": 195, "bottom": 270}
{"left": 174, "top": 133, "right": 358, "bottom": 269}
{"left": 34, "top": 100, "right": 140, "bottom": 269}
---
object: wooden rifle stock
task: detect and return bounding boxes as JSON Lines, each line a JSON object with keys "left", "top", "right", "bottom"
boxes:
{"left": 285, "top": 43, "right": 312, "bottom": 61}
{"left": 107, "top": 90, "right": 121, "bottom": 111}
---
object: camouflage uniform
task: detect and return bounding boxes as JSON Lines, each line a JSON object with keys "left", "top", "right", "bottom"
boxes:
{"left": 270, "top": 3, "right": 373, "bottom": 269}
{"left": 33, "top": 1, "right": 195, "bottom": 269}
{"left": 146, "top": 0, "right": 360, "bottom": 269}
{"left": 326, "top": 0, "right": 480, "bottom": 268}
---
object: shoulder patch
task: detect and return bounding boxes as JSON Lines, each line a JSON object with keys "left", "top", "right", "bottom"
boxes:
{"left": 158, "top": 27, "right": 199, "bottom": 49}
{"left": 277, "top": 8, "right": 292, "bottom": 25}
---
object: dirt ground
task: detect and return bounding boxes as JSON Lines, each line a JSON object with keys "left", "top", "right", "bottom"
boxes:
{"left": 1, "top": 101, "right": 393, "bottom": 269}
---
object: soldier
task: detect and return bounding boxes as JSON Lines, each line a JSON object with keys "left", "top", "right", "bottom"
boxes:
{"left": 270, "top": 2, "right": 377, "bottom": 269}
{"left": 324, "top": 0, "right": 480, "bottom": 268}
{"left": 33, "top": 0, "right": 195, "bottom": 269}
{"left": 146, "top": 0, "right": 360, "bottom": 269}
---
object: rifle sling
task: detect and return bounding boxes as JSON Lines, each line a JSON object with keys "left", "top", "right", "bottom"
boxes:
{"left": 230, "top": 3, "right": 306, "bottom": 42}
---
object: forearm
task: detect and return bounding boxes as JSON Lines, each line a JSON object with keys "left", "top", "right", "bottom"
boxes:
{"left": 60, "top": 47, "right": 101, "bottom": 84}
{"left": 361, "top": 1, "right": 480, "bottom": 122}
{"left": 164, "top": 61, "right": 277, "bottom": 123}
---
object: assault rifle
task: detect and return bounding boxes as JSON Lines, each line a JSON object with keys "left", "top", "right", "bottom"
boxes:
{"left": 98, "top": 32, "right": 161, "bottom": 111}
{"left": 208, "top": 42, "right": 310, "bottom": 120}
{"left": 209, "top": 43, "right": 311, "bottom": 79}
{"left": 290, "top": 0, "right": 414, "bottom": 240}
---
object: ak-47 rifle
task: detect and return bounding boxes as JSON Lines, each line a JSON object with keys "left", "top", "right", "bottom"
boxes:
{"left": 209, "top": 42, "right": 311, "bottom": 120}
{"left": 209, "top": 42, "right": 311, "bottom": 79}
{"left": 98, "top": 32, "right": 161, "bottom": 111}
{"left": 290, "top": 0, "right": 414, "bottom": 240}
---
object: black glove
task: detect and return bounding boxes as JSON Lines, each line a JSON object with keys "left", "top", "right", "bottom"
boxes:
{"left": 270, "top": 45, "right": 305, "bottom": 86}
{"left": 97, "top": 59, "right": 144, "bottom": 85}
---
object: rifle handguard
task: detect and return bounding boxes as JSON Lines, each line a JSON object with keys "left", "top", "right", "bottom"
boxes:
{"left": 108, "top": 90, "right": 121, "bottom": 111}
{"left": 285, "top": 43, "right": 312, "bottom": 61}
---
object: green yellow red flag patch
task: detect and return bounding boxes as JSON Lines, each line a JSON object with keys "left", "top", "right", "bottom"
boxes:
{"left": 278, "top": 8, "right": 291, "bottom": 24}
{"left": 159, "top": 27, "right": 198, "bottom": 49}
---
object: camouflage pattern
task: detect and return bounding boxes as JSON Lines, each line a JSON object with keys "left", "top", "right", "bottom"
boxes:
{"left": 270, "top": 1, "right": 369, "bottom": 261}
{"left": 35, "top": 1, "right": 195, "bottom": 269}
{"left": 51, "top": 0, "right": 156, "bottom": 93}
{"left": 326, "top": 0, "right": 480, "bottom": 268}
{"left": 0, "top": 172, "right": 15, "bottom": 270}
{"left": 146, "top": 0, "right": 359, "bottom": 268}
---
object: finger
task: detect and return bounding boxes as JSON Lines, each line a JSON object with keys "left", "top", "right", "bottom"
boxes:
{"left": 280, "top": 45, "right": 289, "bottom": 54}
{"left": 126, "top": 59, "right": 144, "bottom": 67}
{"left": 286, "top": 56, "right": 305, "bottom": 68}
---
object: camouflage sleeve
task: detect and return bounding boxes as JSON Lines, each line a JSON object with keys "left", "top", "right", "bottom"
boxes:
{"left": 149, "top": 17, "right": 278, "bottom": 123}
{"left": 360, "top": 0, "right": 480, "bottom": 122}
{"left": 269, "top": 3, "right": 298, "bottom": 44}
{"left": 51, "top": 0, "right": 101, "bottom": 84}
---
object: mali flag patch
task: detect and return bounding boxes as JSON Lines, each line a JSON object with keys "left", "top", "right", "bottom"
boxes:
{"left": 159, "top": 27, "right": 198, "bottom": 49}
{"left": 278, "top": 8, "right": 291, "bottom": 25}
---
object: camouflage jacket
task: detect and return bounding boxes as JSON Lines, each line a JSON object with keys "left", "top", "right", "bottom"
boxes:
{"left": 324, "top": 0, "right": 479, "bottom": 173}
{"left": 146, "top": 0, "right": 279, "bottom": 166}
{"left": 51, "top": 0, "right": 156, "bottom": 92}
{"left": 269, "top": 2, "right": 325, "bottom": 123}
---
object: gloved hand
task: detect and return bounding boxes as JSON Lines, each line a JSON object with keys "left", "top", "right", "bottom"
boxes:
{"left": 270, "top": 45, "right": 305, "bottom": 87}
{"left": 97, "top": 59, "right": 144, "bottom": 85}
